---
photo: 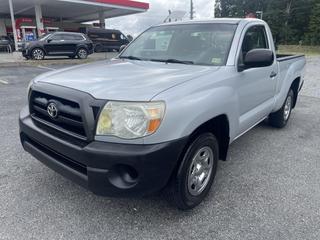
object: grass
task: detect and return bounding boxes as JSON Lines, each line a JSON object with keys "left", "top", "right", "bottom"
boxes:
{"left": 277, "top": 45, "right": 320, "bottom": 56}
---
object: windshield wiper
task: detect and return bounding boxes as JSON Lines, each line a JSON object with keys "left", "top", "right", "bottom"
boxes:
{"left": 151, "top": 58, "right": 194, "bottom": 65}
{"left": 119, "top": 55, "right": 142, "bottom": 61}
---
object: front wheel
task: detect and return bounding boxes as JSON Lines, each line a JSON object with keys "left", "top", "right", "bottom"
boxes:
{"left": 31, "top": 48, "right": 45, "bottom": 60}
{"left": 168, "top": 133, "right": 219, "bottom": 210}
{"left": 269, "top": 89, "right": 294, "bottom": 128}
{"left": 77, "top": 48, "right": 88, "bottom": 59}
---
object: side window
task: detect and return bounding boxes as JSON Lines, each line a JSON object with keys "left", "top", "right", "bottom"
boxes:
{"left": 72, "top": 35, "right": 85, "bottom": 41}
{"left": 63, "top": 34, "right": 73, "bottom": 41}
{"left": 50, "top": 34, "right": 63, "bottom": 41}
{"left": 240, "top": 25, "right": 269, "bottom": 61}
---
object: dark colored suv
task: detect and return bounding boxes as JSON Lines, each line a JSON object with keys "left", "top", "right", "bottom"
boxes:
{"left": 85, "top": 28, "right": 130, "bottom": 52}
{"left": 0, "top": 36, "right": 14, "bottom": 52}
{"left": 22, "top": 32, "right": 93, "bottom": 60}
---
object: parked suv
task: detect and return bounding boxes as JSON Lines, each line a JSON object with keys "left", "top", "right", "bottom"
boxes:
{"left": 22, "top": 32, "right": 93, "bottom": 60}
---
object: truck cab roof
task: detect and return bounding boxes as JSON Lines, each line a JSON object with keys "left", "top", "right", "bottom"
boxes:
{"left": 158, "top": 18, "right": 265, "bottom": 26}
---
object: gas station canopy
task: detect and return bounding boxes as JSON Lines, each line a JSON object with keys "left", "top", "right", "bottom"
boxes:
{"left": 0, "top": 0, "right": 149, "bottom": 22}
{"left": 0, "top": 0, "right": 149, "bottom": 49}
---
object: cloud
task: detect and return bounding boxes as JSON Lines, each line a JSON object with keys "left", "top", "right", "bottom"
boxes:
{"left": 107, "top": 0, "right": 215, "bottom": 36}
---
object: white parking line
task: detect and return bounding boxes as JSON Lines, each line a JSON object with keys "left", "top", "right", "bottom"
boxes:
{"left": 0, "top": 79, "right": 8, "bottom": 85}
{"left": 37, "top": 65, "right": 56, "bottom": 71}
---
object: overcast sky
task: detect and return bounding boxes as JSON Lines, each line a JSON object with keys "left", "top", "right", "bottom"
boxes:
{"left": 107, "top": 0, "right": 215, "bottom": 36}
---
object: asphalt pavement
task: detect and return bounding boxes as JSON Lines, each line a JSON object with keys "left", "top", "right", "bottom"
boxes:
{"left": 0, "top": 58, "right": 319, "bottom": 240}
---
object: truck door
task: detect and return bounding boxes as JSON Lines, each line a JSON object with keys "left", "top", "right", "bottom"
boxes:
{"left": 236, "top": 24, "right": 277, "bottom": 134}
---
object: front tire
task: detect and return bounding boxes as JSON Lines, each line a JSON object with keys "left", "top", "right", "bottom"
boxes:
{"left": 77, "top": 48, "right": 88, "bottom": 59}
{"left": 269, "top": 89, "right": 294, "bottom": 128}
{"left": 168, "top": 133, "right": 219, "bottom": 210}
{"left": 31, "top": 48, "right": 45, "bottom": 60}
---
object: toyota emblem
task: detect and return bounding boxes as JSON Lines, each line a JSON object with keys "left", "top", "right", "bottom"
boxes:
{"left": 47, "top": 102, "right": 58, "bottom": 119}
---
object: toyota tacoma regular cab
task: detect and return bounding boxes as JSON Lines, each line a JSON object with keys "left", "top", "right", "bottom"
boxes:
{"left": 20, "top": 18, "right": 306, "bottom": 210}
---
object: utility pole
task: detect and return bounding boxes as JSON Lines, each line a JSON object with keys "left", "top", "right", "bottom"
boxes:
{"left": 190, "top": 0, "right": 195, "bottom": 20}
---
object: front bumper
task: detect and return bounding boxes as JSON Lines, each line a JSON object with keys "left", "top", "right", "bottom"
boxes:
{"left": 19, "top": 107, "right": 187, "bottom": 197}
{"left": 22, "top": 49, "right": 29, "bottom": 57}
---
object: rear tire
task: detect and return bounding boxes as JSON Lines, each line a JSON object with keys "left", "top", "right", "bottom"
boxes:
{"left": 94, "top": 45, "right": 103, "bottom": 53}
{"left": 77, "top": 48, "right": 88, "bottom": 59}
{"left": 269, "top": 89, "right": 294, "bottom": 128}
{"left": 168, "top": 133, "right": 219, "bottom": 210}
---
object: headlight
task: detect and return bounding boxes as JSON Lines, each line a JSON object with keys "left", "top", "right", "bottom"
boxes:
{"left": 96, "top": 101, "right": 165, "bottom": 139}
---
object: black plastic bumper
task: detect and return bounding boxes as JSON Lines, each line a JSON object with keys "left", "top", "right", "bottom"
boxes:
{"left": 22, "top": 49, "right": 29, "bottom": 57}
{"left": 19, "top": 107, "right": 187, "bottom": 197}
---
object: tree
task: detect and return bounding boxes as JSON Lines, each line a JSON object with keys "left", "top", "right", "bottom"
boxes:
{"left": 304, "top": 2, "right": 320, "bottom": 45}
{"left": 214, "top": 0, "right": 316, "bottom": 45}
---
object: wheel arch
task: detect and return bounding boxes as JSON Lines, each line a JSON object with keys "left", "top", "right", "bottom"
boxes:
{"left": 176, "top": 114, "right": 230, "bottom": 165}
{"left": 290, "top": 77, "right": 300, "bottom": 108}
{"left": 76, "top": 44, "right": 89, "bottom": 52}
{"left": 188, "top": 114, "right": 230, "bottom": 161}
{"left": 164, "top": 114, "right": 230, "bottom": 192}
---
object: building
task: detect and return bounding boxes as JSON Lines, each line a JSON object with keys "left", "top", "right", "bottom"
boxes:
{"left": 0, "top": 0, "right": 149, "bottom": 49}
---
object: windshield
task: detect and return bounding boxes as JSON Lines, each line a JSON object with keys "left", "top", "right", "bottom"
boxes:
{"left": 120, "top": 23, "right": 237, "bottom": 66}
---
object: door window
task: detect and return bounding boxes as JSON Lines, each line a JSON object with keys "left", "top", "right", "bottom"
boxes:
{"left": 50, "top": 34, "right": 64, "bottom": 41}
{"left": 74, "top": 35, "right": 85, "bottom": 41}
{"left": 63, "top": 34, "right": 84, "bottom": 41}
{"left": 240, "top": 25, "right": 269, "bottom": 62}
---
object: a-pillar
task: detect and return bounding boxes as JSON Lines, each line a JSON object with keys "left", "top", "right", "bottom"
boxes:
{"left": 35, "top": 4, "right": 44, "bottom": 37}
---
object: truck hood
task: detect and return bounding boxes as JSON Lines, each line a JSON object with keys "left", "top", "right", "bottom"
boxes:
{"left": 34, "top": 59, "right": 219, "bottom": 101}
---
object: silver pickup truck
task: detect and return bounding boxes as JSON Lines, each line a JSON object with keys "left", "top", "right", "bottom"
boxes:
{"left": 20, "top": 18, "right": 306, "bottom": 210}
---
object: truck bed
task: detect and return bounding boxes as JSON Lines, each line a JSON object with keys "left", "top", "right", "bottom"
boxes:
{"left": 276, "top": 54, "right": 305, "bottom": 62}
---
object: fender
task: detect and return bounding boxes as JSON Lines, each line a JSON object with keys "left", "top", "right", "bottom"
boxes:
{"left": 273, "top": 57, "right": 306, "bottom": 112}
{"left": 148, "top": 77, "right": 239, "bottom": 144}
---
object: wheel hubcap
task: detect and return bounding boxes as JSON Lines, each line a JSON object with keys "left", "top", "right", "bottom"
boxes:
{"left": 284, "top": 95, "right": 292, "bottom": 121}
{"left": 33, "top": 49, "right": 43, "bottom": 60}
{"left": 187, "top": 146, "right": 214, "bottom": 196}
{"left": 78, "top": 49, "right": 87, "bottom": 58}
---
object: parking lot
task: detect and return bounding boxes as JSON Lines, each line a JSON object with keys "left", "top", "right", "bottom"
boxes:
{"left": 0, "top": 57, "right": 319, "bottom": 240}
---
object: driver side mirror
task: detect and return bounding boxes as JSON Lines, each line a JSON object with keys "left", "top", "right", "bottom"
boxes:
{"left": 47, "top": 39, "right": 52, "bottom": 43}
{"left": 119, "top": 45, "right": 127, "bottom": 53}
{"left": 239, "top": 49, "right": 274, "bottom": 72}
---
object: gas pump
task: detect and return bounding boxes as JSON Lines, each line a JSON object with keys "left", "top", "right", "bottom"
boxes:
{"left": 20, "top": 26, "right": 37, "bottom": 41}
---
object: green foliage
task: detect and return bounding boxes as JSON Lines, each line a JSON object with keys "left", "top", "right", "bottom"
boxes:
{"left": 304, "top": 3, "right": 320, "bottom": 45}
{"left": 214, "top": 0, "right": 319, "bottom": 45}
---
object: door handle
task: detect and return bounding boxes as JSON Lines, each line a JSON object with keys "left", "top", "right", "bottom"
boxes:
{"left": 270, "top": 71, "right": 277, "bottom": 78}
